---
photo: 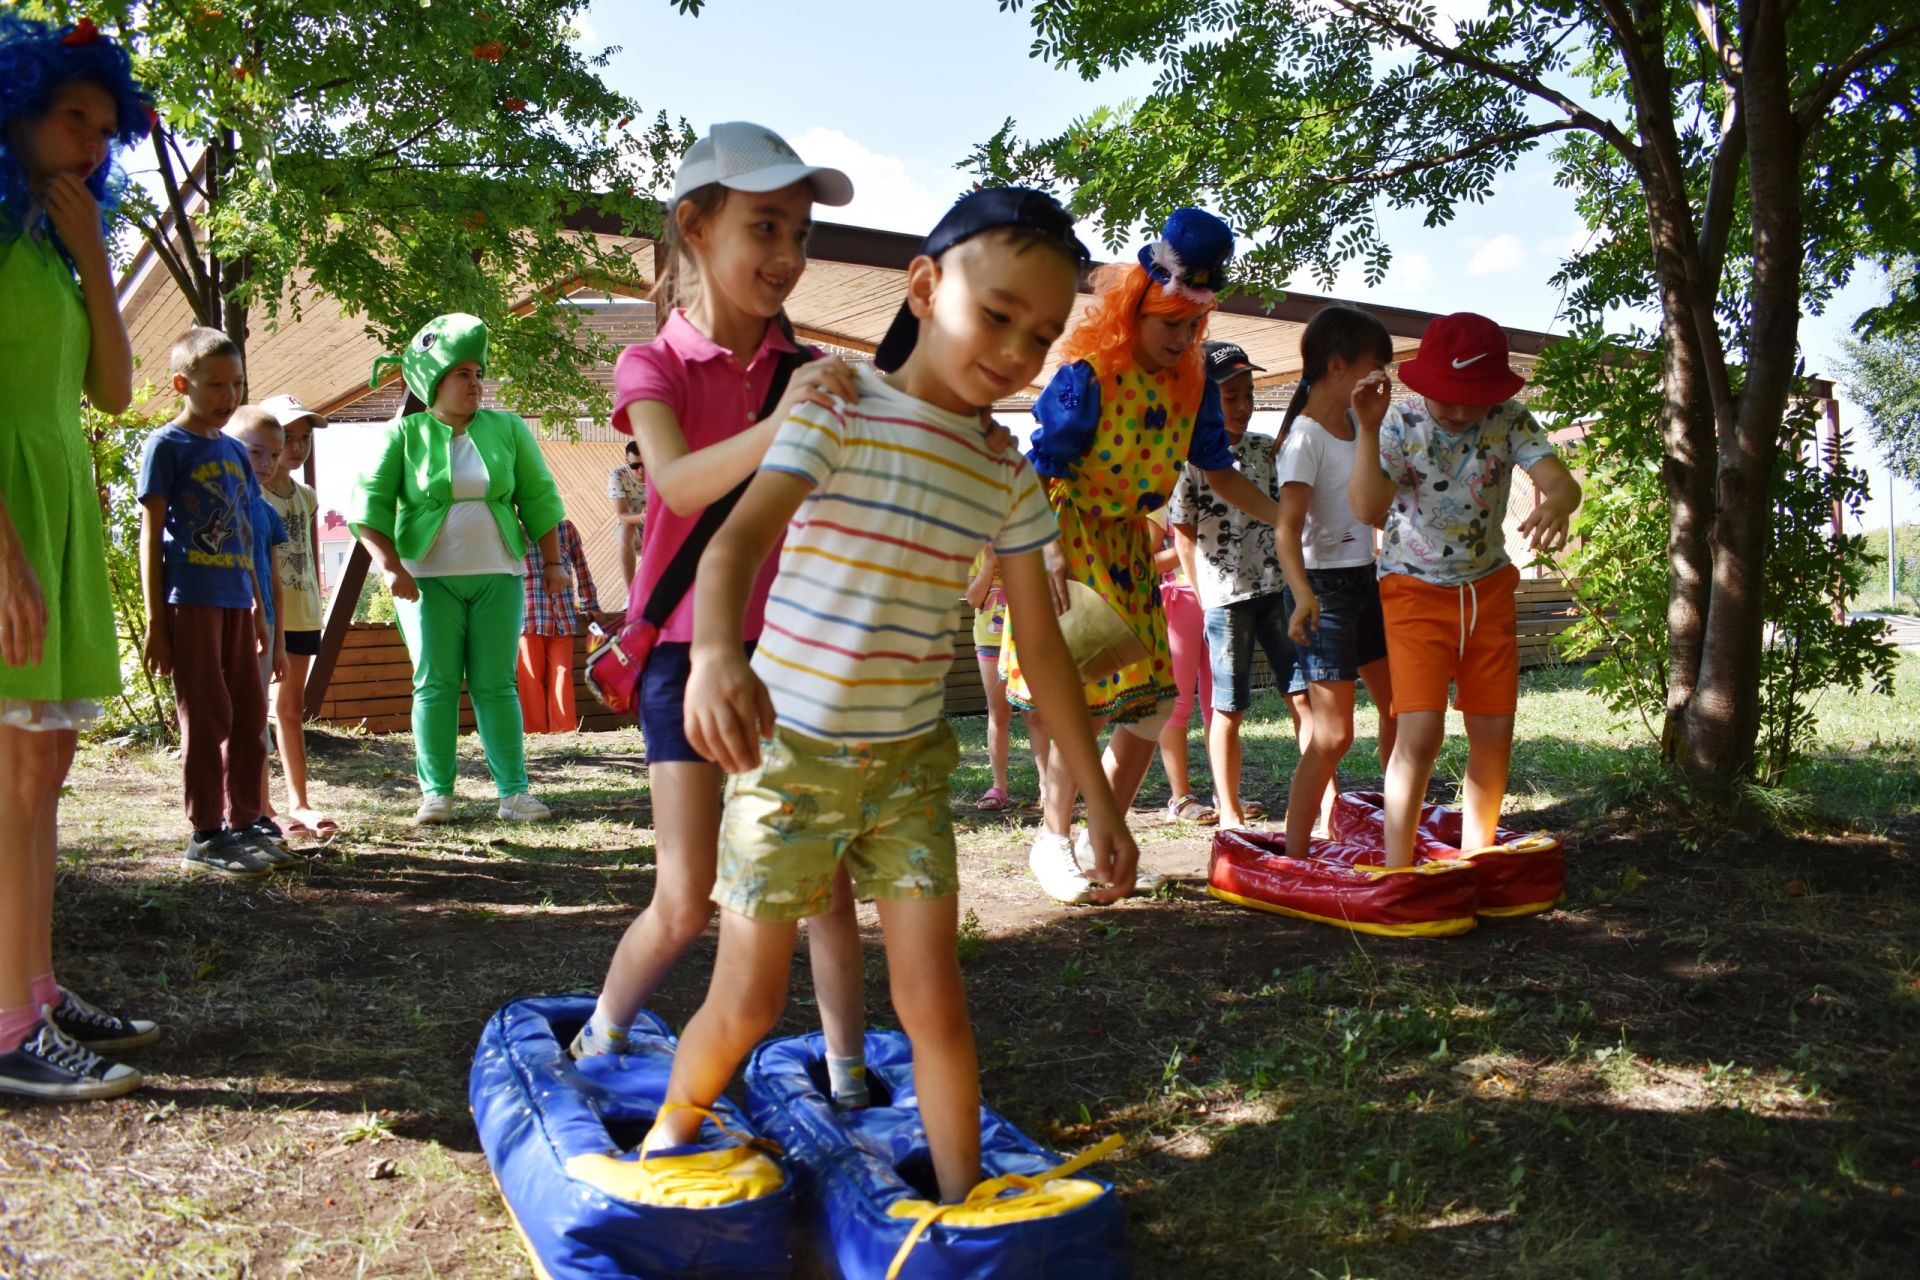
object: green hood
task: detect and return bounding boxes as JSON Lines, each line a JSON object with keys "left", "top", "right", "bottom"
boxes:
{"left": 370, "top": 313, "right": 489, "bottom": 405}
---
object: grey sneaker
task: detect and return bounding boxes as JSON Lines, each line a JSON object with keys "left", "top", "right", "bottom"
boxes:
{"left": 414, "top": 794, "right": 455, "bottom": 825}
{"left": 182, "top": 830, "right": 272, "bottom": 880}
{"left": 497, "top": 792, "right": 551, "bottom": 822}
{"left": 0, "top": 1019, "right": 141, "bottom": 1101}
{"left": 238, "top": 826, "right": 299, "bottom": 868}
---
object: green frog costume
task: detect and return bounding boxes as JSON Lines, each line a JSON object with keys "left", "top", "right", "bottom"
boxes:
{"left": 0, "top": 233, "right": 121, "bottom": 727}
{"left": 347, "top": 314, "right": 565, "bottom": 798}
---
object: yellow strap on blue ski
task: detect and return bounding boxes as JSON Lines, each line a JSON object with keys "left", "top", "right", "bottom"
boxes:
{"left": 563, "top": 1103, "right": 786, "bottom": 1208}
{"left": 884, "top": 1133, "right": 1124, "bottom": 1279}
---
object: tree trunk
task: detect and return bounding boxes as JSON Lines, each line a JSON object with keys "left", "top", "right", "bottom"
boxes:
{"left": 1680, "top": 0, "right": 1804, "bottom": 778}
{"left": 1657, "top": 307, "right": 1717, "bottom": 764}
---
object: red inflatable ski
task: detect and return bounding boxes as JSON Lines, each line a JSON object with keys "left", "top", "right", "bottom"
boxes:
{"left": 1329, "top": 791, "right": 1566, "bottom": 917}
{"left": 1207, "top": 829, "right": 1481, "bottom": 937}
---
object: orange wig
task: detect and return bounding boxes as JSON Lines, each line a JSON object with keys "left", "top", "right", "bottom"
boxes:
{"left": 1056, "top": 261, "right": 1213, "bottom": 414}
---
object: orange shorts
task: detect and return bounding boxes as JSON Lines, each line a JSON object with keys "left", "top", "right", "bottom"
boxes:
{"left": 1378, "top": 563, "right": 1521, "bottom": 715}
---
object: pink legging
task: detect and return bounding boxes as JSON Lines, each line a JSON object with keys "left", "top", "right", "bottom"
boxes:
{"left": 1162, "top": 580, "right": 1212, "bottom": 734}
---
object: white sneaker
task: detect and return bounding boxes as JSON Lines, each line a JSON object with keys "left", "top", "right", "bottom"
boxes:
{"left": 414, "top": 794, "right": 455, "bottom": 825}
{"left": 1029, "top": 831, "right": 1094, "bottom": 904}
{"left": 1074, "top": 828, "right": 1163, "bottom": 894}
{"left": 497, "top": 792, "right": 551, "bottom": 822}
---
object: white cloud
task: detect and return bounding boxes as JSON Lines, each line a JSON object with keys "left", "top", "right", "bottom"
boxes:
{"left": 789, "top": 128, "right": 956, "bottom": 237}
{"left": 1466, "top": 233, "right": 1529, "bottom": 276}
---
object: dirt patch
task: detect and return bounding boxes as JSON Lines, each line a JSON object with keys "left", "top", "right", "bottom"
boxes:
{"left": 4, "top": 724, "right": 1918, "bottom": 1278}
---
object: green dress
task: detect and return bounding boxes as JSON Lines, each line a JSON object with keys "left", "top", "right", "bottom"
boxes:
{"left": 0, "top": 233, "right": 121, "bottom": 709}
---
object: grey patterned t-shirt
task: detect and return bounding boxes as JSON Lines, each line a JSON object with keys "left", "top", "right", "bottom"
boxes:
{"left": 1166, "top": 430, "right": 1285, "bottom": 610}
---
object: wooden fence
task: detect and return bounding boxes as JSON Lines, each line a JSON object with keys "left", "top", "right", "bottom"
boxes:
{"left": 311, "top": 578, "right": 1593, "bottom": 734}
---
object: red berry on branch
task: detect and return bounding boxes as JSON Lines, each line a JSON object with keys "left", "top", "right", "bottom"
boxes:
{"left": 472, "top": 41, "right": 504, "bottom": 61}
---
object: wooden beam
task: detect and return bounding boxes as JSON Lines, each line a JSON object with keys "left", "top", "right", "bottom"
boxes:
{"left": 306, "top": 540, "right": 373, "bottom": 718}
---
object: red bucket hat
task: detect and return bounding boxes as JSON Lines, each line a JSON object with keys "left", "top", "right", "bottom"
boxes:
{"left": 1397, "top": 312, "right": 1525, "bottom": 405}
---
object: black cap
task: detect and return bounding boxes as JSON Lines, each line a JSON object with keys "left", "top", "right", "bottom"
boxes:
{"left": 1204, "top": 341, "right": 1265, "bottom": 384}
{"left": 874, "top": 187, "right": 1091, "bottom": 373}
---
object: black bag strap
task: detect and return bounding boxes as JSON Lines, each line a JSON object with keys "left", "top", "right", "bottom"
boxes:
{"left": 636, "top": 342, "right": 814, "bottom": 628}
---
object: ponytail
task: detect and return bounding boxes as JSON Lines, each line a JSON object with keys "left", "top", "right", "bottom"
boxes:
{"left": 648, "top": 183, "right": 728, "bottom": 314}
{"left": 1277, "top": 304, "right": 1393, "bottom": 444}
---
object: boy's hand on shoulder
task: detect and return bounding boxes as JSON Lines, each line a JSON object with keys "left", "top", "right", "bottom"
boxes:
{"left": 684, "top": 646, "right": 775, "bottom": 774}
{"left": 1351, "top": 370, "right": 1393, "bottom": 433}
{"left": 1083, "top": 818, "right": 1142, "bottom": 905}
{"left": 771, "top": 355, "right": 858, "bottom": 425}
{"left": 978, "top": 412, "right": 1018, "bottom": 455}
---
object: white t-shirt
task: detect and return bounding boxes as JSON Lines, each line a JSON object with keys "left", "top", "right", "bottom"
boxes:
{"left": 753, "top": 366, "right": 1058, "bottom": 742}
{"left": 1273, "top": 413, "right": 1376, "bottom": 570}
{"left": 403, "top": 435, "right": 525, "bottom": 579}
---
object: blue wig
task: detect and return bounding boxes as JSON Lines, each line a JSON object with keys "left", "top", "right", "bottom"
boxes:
{"left": 0, "top": 15, "right": 154, "bottom": 246}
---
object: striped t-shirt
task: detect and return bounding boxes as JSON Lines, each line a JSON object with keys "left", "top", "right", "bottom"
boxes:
{"left": 753, "top": 365, "right": 1059, "bottom": 742}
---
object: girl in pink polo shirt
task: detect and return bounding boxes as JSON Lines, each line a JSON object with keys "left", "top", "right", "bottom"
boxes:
{"left": 572, "top": 124, "right": 879, "bottom": 1103}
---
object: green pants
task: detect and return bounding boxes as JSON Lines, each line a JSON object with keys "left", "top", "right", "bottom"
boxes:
{"left": 394, "top": 574, "right": 528, "bottom": 797}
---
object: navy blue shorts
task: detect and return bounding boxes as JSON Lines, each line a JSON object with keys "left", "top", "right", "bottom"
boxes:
{"left": 640, "top": 640, "right": 756, "bottom": 765}
{"left": 1282, "top": 565, "right": 1388, "bottom": 691}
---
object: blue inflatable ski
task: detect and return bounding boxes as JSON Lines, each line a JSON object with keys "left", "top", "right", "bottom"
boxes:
{"left": 470, "top": 994, "right": 794, "bottom": 1280}
{"left": 745, "top": 1030, "right": 1129, "bottom": 1279}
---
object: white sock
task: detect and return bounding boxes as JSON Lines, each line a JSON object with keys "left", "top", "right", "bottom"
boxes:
{"left": 827, "top": 1053, "right": 869, "bottom": 1108}
{"left": 588, "top": 1002, "right": 630, "bottom": 1046}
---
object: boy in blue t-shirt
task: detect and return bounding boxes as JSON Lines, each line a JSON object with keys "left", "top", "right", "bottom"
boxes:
{"left": 137, "top": 329, "right": 284, "bottom": 878}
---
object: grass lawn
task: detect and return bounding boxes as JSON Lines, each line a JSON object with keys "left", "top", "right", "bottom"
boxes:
{"left": 3, "top": 655, "right": 1918, "bottom": 1278}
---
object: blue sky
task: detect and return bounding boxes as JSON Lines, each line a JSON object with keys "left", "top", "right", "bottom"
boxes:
{"left": 579, "top": 0, "right": 1916, "bottom": 537}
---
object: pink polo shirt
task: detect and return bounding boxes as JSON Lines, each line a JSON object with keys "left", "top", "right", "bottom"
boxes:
{"left": 612, "top": 309, "right": 794, "bottom": 642}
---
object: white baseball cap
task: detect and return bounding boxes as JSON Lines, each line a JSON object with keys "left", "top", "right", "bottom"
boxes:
{"left": 258, "top": 393, "right": 327, "bottom": 429}
{"left": 672, "top": 121, "right": 853, "bottom": 206}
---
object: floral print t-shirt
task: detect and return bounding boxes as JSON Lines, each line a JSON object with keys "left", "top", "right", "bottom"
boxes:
{"left": 1376, "top": 398, "right": 1557, "bottom": 587}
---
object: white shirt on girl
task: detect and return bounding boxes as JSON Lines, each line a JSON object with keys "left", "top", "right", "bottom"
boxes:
{"left": 1273, "top": 413, "right": 1377, "bottom": 570}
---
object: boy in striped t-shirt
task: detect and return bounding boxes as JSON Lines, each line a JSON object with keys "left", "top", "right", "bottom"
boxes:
{"left": 653, "top": 190, "right": 1143, "bottom": 1204}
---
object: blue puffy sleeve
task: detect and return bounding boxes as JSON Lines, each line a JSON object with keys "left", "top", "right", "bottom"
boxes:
{"left": 1187, "top": 378, "right": 1235, "bottom": 472}
{"left": 1027, "top": 361, "right": 1102, "bottom": 480}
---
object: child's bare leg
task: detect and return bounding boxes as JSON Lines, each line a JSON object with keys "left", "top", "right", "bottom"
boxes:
{"left": 1382, "top": 710, "right": 1444, "bottom": 868}
{"left": 274, "top": 653, "right": 330, "bottom": 829}
{"left": 805, "top": 866, "right": 867, "bottom": 1069}
{"left": 1359, "top": 658, "right": 1396, "bottom": 773}
{"left": 1459, "top": 713, "right": 1515, "bottom": 851}
{"left": 1039, "top": 711, "right": 1098, "bottom": 836}
{"left": 1155, "top": 710, "right": 1195, "bottom": 803}
{"left": 595, "top": 761, "right": 721, "bottom": 1027}
{"left": 1206, "top": 708, "right": 1246, "bottom": 825}
{"left": 0, "top": 727, "right": 73, "bottom": 1010}
{"left": 1104, "top": 721, "right": 1159, "bottom": 813}
{"left": 977, "top": 655, "right": 1010, "bottom": 795}
{"left": 1287, "top": 681, "right": 1357, "bottom": 858}
{"left": 1022, "top": 709, "right": 1050, "bottom": 810}
{"left": 874, "top": 895, "right": 978, "bottom": 1202}
{"left": 654, "top": 910, "right": 799, "bottom": 1147}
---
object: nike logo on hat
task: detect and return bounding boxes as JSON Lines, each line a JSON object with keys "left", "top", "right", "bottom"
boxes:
{"left": 1451, "top": 353, "right": 1488, "bottom": 369}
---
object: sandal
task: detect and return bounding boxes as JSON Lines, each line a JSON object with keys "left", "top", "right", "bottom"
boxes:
{"left": 1164, "top": 794, "right": 1219, "bottom": 826}
{"left": 1243, "top": 800, "right": 1269, "bottom": 821}
{"left": 975, "top": 786, "right": 1013, "bottom": 812}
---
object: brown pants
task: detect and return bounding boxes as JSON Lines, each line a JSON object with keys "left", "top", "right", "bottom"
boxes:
{"left": 170, "top": 604, "right": 267, "bottom": 832}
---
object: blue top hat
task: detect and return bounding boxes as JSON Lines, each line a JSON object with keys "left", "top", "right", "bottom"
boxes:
{"left": 1137, "top": 208, "right": 1234, "bottom": 301}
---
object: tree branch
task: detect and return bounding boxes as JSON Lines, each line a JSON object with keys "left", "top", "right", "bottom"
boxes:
{"left": 1789, "top": 12, "right": 1920, "bottom": 141}
{"left": 130, "top": 215, "right": 209, "bottom": 326}
{"left": 1691, "top": 0, "right": 1741, "bottom": 85}
{"left": 1329, "top": 0, "right": 1640, "bottom": 160}
{"left": 1793, "top": 14, "right": 1920, "bottom": 127}
{"left": 1313, "top": 120, "right": 1581, "bottom": 186}
{"left": 1698, "top": 94, "right": 1747, "bottom": 287}
{"left": 150, "top": 124, "right": 213, "bottom": 319}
